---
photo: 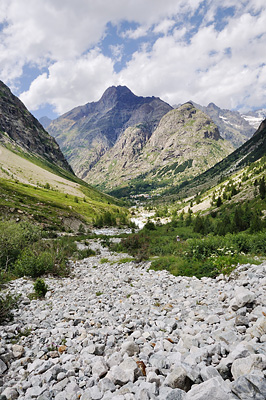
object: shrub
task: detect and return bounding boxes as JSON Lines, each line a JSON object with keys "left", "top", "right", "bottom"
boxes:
{"left": 144, "top": 221, "right": 156, "bottom": 230}
{"left": 33, "top": 278, "right": 48, "bottom": 298}
{"left": 75, "top": 248, "right": 96, "bottom": 259}
{"left": 0, "top": 292, "right": 20, "bottom": 323}
{"left": 0, "top": 220, "right": 41, "bottom": 271}
{"left": 14, "top": 249, "right": 54, "bottom": 278}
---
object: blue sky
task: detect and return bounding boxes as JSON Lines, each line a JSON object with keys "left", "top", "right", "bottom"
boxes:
{"left": 0, "top": 0, "right": 266, "bottom": 120}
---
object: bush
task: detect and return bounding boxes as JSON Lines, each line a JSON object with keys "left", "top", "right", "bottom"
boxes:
{"left": 144, "top": 221, "right": 156, "bottom": 230}
{"left": 0, "top": 292, "right": 20, "bottom": 324}
{"left": 75, "top": 248, "right": 96, "bottom": 259}
{"left": 14, "top": 249, "right": 54, "bottom": 278}
{"left": 94, "top": 211, "right": 117, "bottom": 227}
{"left": 33, "top": 278, "right": 48, "bottom": 298}
{"left": 0, "top": 220, "right": 41, "bottom": 271}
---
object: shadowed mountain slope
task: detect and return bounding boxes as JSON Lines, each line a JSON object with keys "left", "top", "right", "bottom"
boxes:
{"left": 48, "top": 86, "right": 173, "bottom": 179}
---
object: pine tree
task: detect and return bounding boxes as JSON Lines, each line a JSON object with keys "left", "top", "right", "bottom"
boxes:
{"left": 259, "top": 177, "right": 266, "bottom": 199}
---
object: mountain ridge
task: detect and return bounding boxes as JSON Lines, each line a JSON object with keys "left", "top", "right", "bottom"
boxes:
{"left": 191, "top": 101, "right": 256, "bottom": 148}
{"left": 86, "top": 102, "right": 234, "bottom": 194}
{"left": 0, "top": 80, "right": 72, "bottom": 174}
{"left": 48, "top": 86, "right": 173, "bottom": 178}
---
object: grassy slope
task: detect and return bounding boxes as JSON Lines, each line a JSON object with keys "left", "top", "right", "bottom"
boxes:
{"left": 0, "top": 144, "right": 126, "bottom": 229}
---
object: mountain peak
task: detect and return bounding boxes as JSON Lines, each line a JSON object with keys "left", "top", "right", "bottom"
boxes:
{"left": 99, "top": 85, "right": 136, "bottom": 107}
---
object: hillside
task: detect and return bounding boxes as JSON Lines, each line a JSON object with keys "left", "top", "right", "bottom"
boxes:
{"left": 0, "top": 81, "right": 127, "bottom": 231}
{"left": 91, "top": 103, "right": 233, "bottom": 197}
{"left": 162, "top": 119, "right": 266, "bottom": 201}
{"left": 47, "top": 86, "right": 172, "bottom": 179}
{"left": 0, "top": 81, "right": 72, "bottom": 173}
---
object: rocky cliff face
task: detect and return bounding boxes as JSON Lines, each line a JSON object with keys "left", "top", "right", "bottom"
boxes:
{"left": 0, "top": 81, "right": 72, "bottom": 173}
{"left": 86, "top": 103, "right": 234, "bottom": 191}
{"left": 192, "top": 102, "right": 255, "bottom": 148}
{"left": 48, "top": 86, "right": 172, "bottom": 178}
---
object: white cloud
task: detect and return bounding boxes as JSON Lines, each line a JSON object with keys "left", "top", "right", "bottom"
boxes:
{"left": 117, "top": 5, "right": 266, "bottom": 111}
{"left": 1, "top": 0, "right": 266, "bottom": 115}
{"left": 121, "top": 26, "right": 149, "bottom": 40}
{"left": 109, "top": 44, "right": 124, "bottom": 62}
{"left": 20, "top": 50, "right": 117, "bottom": 114}
{"left": 153, "top": 19, "right": 176, "bottom": 35}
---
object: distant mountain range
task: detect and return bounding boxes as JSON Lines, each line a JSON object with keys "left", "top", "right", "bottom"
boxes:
{"left": 46, "top": 86, "right": 236, "bottom": 194}
{"left": 191, "top": 102, "right": 256, "bottom": 148}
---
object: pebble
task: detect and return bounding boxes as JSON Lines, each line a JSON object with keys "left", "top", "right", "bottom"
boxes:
{"left": 0, "top": 238, "right": 265, "bottom": 399}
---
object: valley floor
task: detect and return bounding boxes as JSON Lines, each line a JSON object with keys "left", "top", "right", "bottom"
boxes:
{"left": 0, "top": 238, "right": 265, "bottom": 399}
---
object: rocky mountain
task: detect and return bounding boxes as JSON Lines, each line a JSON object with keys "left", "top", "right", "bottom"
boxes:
{"left": 86, "top": 102, "right": 234, "bottom": 194}
{"left": 0, "top": 80, "right": 72, "bottom": 173}
{"left": 168, "top": 118, "right": 266, "bottom": 198}
{"left": 47, "top": 86, "right": 172, "bottom": 178}
{"left": 39, "top": 116, "right": 52, "bottom": 129}
{"left": 192, "top": 102, "right": 256, "bottom": 148}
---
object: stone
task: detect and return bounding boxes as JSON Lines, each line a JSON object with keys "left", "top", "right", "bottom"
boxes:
{"left": 121, "top": 341, "right": 140, "bottom": 356}
{"left": 87, "top": 386, "right": 102, "bottom": 400}
{"left": 120, "top": 358, "right": 141, "bottom": 380}
{"left": 92, "top": 358, "right": 108, "bottom": 378}
{"left": 231, "top": 374, "right": 266, "bottom": 400}
{"left": 230, "top": 286, "right": 255, "bottom": 310}
{"left": 164, "top": 366, "right": 191, "bottom": 391}
{"left": 98, "top": 377, "right": 116, "bottom": 393}
{"left": 186, "top": 377, "right": 230, "bottom": 400}
{"left": 0, "top": 359, "right": 7, "bottom": 374}
{"left": 200, "top": 366, "right": 221, "bottom": 381}
{"left": 247, "top": 317, "right": 266, "bottom": 338}
{"left": 231, "top": 354, "right": 266, "bottom": 380}
{"left": 107, "top": 366, "right": 132, "bottom": 386}
{"left": 25, "top": 386, "right": 46, "bottom": 398}
{"left": 11, "top": 344, "right": 24, "bottom": 358}
{"left": 1, "top": 239, "right": 265, "bottom": 400}
{"left": 1, "top": 388, "right": 19, "bottom": 400}
{"left": 165, "top": 389, "right": 187, "bottom": 400}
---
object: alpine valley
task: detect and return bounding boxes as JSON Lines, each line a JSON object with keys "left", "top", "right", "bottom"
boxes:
{"left": 0, "top": 80, "right": 127, "bottom": 231}
{"left": 47, "top": 86, "right": 239, "bottom": 196}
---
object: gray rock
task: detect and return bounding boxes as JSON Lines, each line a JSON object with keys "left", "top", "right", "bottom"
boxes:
{"left": 165, "top": 389, "right": 187, "bottom": 400}
{"left": 231, "top": 354, "right": 266, "bottom": 380}
{"left": 25, "top": 386, "right": 46, "bottom": 398}
{"left": 164, "top": 366, "right": 191, "bottom": 391}
{"left": 92, "top": 358, "right": 108, "bottom": 378}
{"left": 11, "top": 344, "right": 24, "bottom": 358}
{"left": 0, "top": 359, "right": 7, "bottom": 374}
{"left": 121, "top": 341, "right": 140, "bottom": 356}
{"left": 200, "top": 366, "right": 221, "bottom": 381}
{"left": 1, "top": 388, "right": 18, "bottom": 400}
{"left": 98, "top": 377, "right": 116, "bottom": 393}
{"left": 230, "top": 287, "right": 255, "bottom": 310}
{"left": 186, "top": 377, "right": 231, "bottom": 400}
{"left": 231, "top": 374, "right": 266, "bottom": 399}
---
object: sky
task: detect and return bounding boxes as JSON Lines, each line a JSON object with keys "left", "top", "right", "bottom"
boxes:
{"left": 0, "top": 0, "right": 266, "bottom": 120}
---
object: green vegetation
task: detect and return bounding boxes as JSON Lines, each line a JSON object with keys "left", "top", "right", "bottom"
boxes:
{"left": 0, "top": 220, "right": 97, "bottom": 285}
{"left": 111, "top": 213, "right": 265, "bottom": 278}
{"left": 32, "top": 278, "right": 48, "bottom": 299}
{"left": 0, "top": 177, "right": 128, "bottom": 230}
{"left": 0, "top": 292, "right": 20, "bottom": 324}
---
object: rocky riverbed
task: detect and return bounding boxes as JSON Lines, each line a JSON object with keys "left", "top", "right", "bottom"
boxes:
{"left": 0, "top": 238, "right": 266, "bottom": 399}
